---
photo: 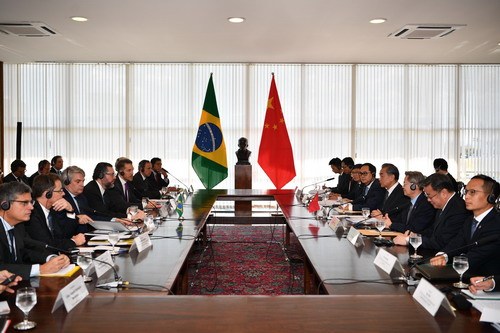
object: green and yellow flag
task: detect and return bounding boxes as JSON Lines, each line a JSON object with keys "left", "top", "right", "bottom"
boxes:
{"left": 192, "top": 74, "right": 228, "bottom": 189}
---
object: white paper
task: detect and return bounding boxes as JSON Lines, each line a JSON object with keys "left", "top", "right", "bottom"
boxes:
{"left": 40, "top": 264, "right": 77, "bottom": 277}
{"left": 130, "top": 232, "right": 152, "bottom": 253}
{"left": 51, "top": 275, "right": 88, "bottom": 313}
{"left": 373, "top": 248, "right": 398, "bottom": 275}
{"left": 328, "top": 216, "right": 340, "bottom": 230}
{"left": 347, "top": 227, "right": 360, "bottom": 245}
{"left": 462, "top": 289, "right": 500, "bottom": 300}
{"left": 480, "top": 307, "right": 500, "bottom": 323}
{"left": 94, "top": 251, "right": 114, "bottom": 278}
{"left": 0, "top": 301, "right": 10, "bottom": 314}
{"left": 413, "top": 278, "right": 455, "bottom": 317}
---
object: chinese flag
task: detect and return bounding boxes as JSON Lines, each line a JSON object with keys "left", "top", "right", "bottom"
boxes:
{"left": 308, "top": 193, "right": 320, "bottom": 213}
{"left": 258, "top": 74, "right": 296, "bottom": 189}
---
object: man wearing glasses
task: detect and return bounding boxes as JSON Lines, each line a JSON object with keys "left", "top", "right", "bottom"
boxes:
{"left": 351, "top": 163, "right": 385, "bottom": 211}
{"left": 430, "top": 175, "right": 500, "bottom": 276}
{"left": 24, "top": 174, "right": 86, "bottom": 251}
{"left": 393, "top": 173, "right": 469, "bottom": 249}
{"left": 0, "top": 182, "right": 70, "bottom": 279}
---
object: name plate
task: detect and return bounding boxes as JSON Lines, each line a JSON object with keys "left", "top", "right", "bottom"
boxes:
{"left": 129, "top": 232, "right": 152, "bottom": 253}
{"left": 95, "top": 251, "right": 114, "bottom": 278}
{"left": 329, "top": 216, "right": 340, "bottom": 230}
{"left": 373, "top": 248, "right": 404, "bottom": 275}
{"left": 413, "top": 278, "right": 455, "bottom": 317}
{"left": 51, "top": 275, "right": 89, "bottom": 313}
{"left": 347, "top": 227, "right": 364, "bottom": 247}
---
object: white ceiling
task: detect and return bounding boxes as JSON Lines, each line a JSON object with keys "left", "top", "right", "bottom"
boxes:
{"left": 1, "top": 0, "right": 500, "bottom": 64}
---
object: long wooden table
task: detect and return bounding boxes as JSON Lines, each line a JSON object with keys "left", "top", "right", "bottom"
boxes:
{"left": 0, "top": 189, "right": 494, "bottom": 332}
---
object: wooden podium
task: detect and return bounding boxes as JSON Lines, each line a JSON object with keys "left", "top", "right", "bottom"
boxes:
{"left": 235, "top": 164, "right": 252, "bottom": 213}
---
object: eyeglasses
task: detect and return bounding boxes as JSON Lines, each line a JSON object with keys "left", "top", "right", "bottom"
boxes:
{"left": 52, "top": 189, "right": 64, "bottom": 193}
{"left": 104, "top": 172, "right": 116, "bottom": 177}
{"left": 11, "top": 200, "right": 35, "bottom": 206}
{"left": 359, "top": 172, "right": 371, "bottom": 176}
{"left": 463, "top": 189, "right": 486, "bottom": 196}
{"left": 424, "top": 191, "right": 440, "bottom": 200}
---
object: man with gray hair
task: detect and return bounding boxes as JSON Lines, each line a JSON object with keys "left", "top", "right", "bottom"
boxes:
{"left": 384, "top": 171, "right": 436, "bottom": 233}
{"left": 62, "top": 166, "right": 94, "bottom": 234}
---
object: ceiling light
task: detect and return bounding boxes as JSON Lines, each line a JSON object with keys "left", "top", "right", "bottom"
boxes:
{"left": 228, "top": 17, "right": 245, "bottom": 23}
{"left": 370, "top": 18, "right": 387, "bottom": 24}
{"left": 71, "top": 16, "right": 88, "bottom": 22}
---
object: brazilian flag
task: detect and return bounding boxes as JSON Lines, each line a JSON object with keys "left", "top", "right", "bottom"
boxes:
{"left": 192, "top": 74, "right": 228, "bottom": 189}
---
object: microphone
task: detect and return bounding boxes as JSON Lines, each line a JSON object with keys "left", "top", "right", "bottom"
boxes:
{"left": 381, "top": 201, "right": 412, "bottom": 216}
{"left": 164, "top": 168, "right": 191, "bottom": 194}
{"left": 300, "top": 177, "right": 336, "bottom": 197}
{"left": 444, "top": 234, "right": 499, "bottom": 257}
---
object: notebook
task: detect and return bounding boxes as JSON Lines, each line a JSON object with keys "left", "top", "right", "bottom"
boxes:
{"left": 416, "top": 263, "right": 460, "bottom": 281}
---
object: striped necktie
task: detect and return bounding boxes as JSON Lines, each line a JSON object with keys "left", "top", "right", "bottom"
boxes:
{"left": 8, "top": 229, "right": 17, "bottom": 261}
{"left": 470, "top": 218, "right": 479, "bottom": 238}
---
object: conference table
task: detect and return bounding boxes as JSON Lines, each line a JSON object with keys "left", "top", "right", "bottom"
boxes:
{"left": 0, "top": 189, "right": 495, "bottom": 332}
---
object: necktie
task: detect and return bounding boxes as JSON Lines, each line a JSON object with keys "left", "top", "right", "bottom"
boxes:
{"left": 8, "top": 229, "right": 16, "bottom": 261}
{"left": 124, "top": 182, "right": 129, "bottom": 202}
{"left": 47, "top": 212, "right": 55, "bottom": 236}
{"left": 383, "top": 191, "right": 389, "bottom": 204}
{"left": 73, "top": 196, "right": 82, "bottom": 214}
{"left": 470, "top": 218, "right": 479, "bottom": 238}
{"left": 406, "top": 203, "right": 414, "bottom": 225}
{"left": 364, "top": 186, "right": 369, "bottom": 196}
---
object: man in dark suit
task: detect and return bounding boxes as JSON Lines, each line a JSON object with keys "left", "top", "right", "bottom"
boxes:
{"left": 372, "top": 163, "right": 410, "bottom": 221}
{"left": 28, "top": 159, "right": 51, "bottom": 187}
{"left": 83, "top": 162, "right": 141, "bottom": 223}
{"left": 352, "top": 163, "right": 386, "bottom": 211}
{"left": 133, "top": 160, "right": 161, "bottom": 199}
{"left": 108, "top": 158, "right": 142, "bottom": 214}
{"left": 385, "top": 171, "right": 436, "bottom": 233}
{"left": 24, "top": 174, "right": 85, "bottom": 251}
{"left": 50, "top": 155, "right": 64, "bottom": 176}
{"left": 0, "top": 182, "right": 70, "bottom": 279}
{"left": 431, "top": 175, "right": 500, "bottom": 277}
{"left": 3, "top": 160, "right": 29, "bottom": 185}
{"left": 61, "top": 166, "right": 96, "bottom": 234}
{"left": 150, "top": 157, "right": 170, "bottom": 189}
{"left": 433, "top": 158, "right": 459, "bottom": 192}
{"left": 344, "top": 164, "right": 362, "bottom": 201}
{"left": 394, "top": 173, "right": 470, "bottom": 249}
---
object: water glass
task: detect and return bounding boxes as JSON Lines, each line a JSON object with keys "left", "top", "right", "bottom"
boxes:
{"left": 77, "top": 253, "right": 93, "bottom": 282}
{"left": 409, "top": 234, "right": 423, "bottom": 259}
{"left": 453, "top": 256, "right": 469, "bottom": 289}
{"left": 14, "top": 287, "right": 37, "bottom": 330}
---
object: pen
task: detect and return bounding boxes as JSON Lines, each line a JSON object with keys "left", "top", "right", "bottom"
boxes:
{"left": 474, "top": 276, "right": 494, "bottom": 284}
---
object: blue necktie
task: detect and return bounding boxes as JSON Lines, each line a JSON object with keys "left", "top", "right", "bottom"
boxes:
{"left": 8, "top": 229, "right": 16, "bottom": 261}
{"left": 470, "top": 218, "right": 479, "bottom": 238}
{"left": 48, "top": 212, "right": 55, "bottom": 236}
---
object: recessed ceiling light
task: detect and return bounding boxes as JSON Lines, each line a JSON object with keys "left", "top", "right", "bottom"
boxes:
{"left": 71, "top": 16, "right": 88, "bottom": 22}
{"left": 228, "top": 17, "right": 245, "bottom": 23}
{"left": 370, "top": 18, "right": 387, "bottom": 24}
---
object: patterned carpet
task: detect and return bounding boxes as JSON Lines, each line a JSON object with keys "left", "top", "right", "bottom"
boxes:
{"left": 187, "top": 224, "right": 305, "bottom": 295}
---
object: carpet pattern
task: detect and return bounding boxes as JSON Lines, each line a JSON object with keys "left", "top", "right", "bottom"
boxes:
{"left": 187, "top": 224, "right": 305, "bottom": 295}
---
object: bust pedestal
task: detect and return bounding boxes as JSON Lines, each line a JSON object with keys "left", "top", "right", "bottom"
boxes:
{"left": 235, "top": 165, "right": 252, "bottom": 213}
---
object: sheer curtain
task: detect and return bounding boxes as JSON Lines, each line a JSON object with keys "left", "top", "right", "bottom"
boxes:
{"left": 3, "top": 63, "right": 499, "bottom": 188}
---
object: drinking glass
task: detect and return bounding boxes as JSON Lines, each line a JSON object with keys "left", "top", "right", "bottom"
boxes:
{"left": 127, "top": 205, "right": 139, "bottom": 221}
{"left": 14, "top": 287, "right": 37, "bottom": 330}
{"left": 453, "top": 256, "right": 469, "bottom": 289}
{"left": 108, "top": 231, "right": 121, "bottom": 255}
{"left": 362, "top": 207, "right": 370, "bottom": 219}
{"left": 409, "top": 233, "right": 423, "bottom": 259}
{"left": 160, "top": 187, "right": 168, "bottom": 199}
{"left": 375, "top": 220, "right": 385, "bottom": 238}
{"left": 77, "top": 253, "right": 93, "bottom": 282}
{"left": 142, "top": 197, "right": 149, "bottom": 211}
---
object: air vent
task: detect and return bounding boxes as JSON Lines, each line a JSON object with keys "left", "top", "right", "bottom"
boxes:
{"left": 0, "top": 22, "right": 59, "bottom": 37}
{"left": 388, "top": 24, "right": 465, "bottom": 39}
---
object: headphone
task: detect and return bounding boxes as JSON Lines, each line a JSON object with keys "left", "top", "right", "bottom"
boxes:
{"left": 62, "top": 169, "right": 71, "bottom": 185}
{"left": 410, "top": 183, "right": 417, "bottom": 191}
{"left": 0, "top": 201, "right": 10, "bottom": 211}
{"left": 45, "top": 188, "right": 54, "bottom": 199}
{"left": 119, "top": 170, "right": 125, "bottom": 176}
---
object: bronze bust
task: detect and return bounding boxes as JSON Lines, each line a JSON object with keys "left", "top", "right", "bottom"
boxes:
{"left": 236, "top": 137, "right": 251, "bottom": 165}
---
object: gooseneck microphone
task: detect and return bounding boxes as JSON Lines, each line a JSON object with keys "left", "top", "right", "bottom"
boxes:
{"left": 300, "top": 177, "right": 335, "bottom": 195}
{"left": 164, "top": 168, "right": 192, "bottom": 194}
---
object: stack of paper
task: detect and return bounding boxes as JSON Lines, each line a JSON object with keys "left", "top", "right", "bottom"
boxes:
{"left": 462, "top": 290, "right": 500, "bottom": 328}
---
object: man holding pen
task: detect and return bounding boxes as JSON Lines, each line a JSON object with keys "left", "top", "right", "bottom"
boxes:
{"left": 469, "top": 275, "right": 498, "bottom": 293}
